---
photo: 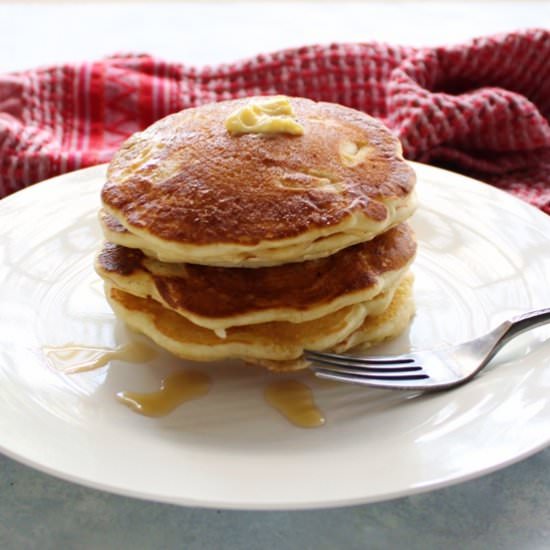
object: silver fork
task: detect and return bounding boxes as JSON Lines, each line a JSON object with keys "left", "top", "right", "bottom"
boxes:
{"left": 305, "top": 308, "right": 550, "bottom": 391}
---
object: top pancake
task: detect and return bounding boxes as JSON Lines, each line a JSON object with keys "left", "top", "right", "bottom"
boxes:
{"left": 101, "top": 96, "right": 416, "bottom": 267}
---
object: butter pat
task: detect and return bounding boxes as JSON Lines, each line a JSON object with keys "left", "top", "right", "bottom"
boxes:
{"left": 225, "top": 96, "right": 304, "bottom": 136}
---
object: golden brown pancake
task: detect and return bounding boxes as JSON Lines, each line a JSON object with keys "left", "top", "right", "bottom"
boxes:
{"left": 101, "top": 96, "right": 416, "bottom": 267}
{"left": 104, "top": 274, "right": 413, "bottom": 372}
{"left": 95, "top": 223, "right": 416, "bottom": 330}
{"left": 255, "top": 273, "right": 415, "bottom": 371}
{"left": 333, "top": 271, "right": 415, "bottom": 353}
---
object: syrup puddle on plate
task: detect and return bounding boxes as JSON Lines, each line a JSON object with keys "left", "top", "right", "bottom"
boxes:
{"left": 265, "top": 379, "right": 325, "bottom": 428}
{"left": 117, "top": 370, "right": 212, "bottom": 417}
{"left": 43, "top": 342, "right": 157, "bottom": 374}
{"left": 45, "top": 343, "right": 325, "bottom": 426}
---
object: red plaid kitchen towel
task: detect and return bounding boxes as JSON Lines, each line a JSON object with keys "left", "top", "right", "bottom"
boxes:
{"left": 1, "top": 29, "right": 549, "bottom": 213}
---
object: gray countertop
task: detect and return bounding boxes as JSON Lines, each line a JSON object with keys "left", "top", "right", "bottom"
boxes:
{"left": 2, "top": 449, "right": 549, "bottom": 549}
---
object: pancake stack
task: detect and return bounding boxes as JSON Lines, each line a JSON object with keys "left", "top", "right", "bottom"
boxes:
{"left": 95, "top": 96, "right": 417, "bottom": 371}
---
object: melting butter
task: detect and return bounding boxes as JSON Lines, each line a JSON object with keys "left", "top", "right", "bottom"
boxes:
{"left": 44, "top": 342, "right": 157, "bottom": 374}
{"left": 225, "top": 96, "right": 304, "bottom": 136}
{"left": 339, "top": 140, "right": 374, "bottom": 167}
{"left": 265, "top": 379, "right": 325, "bottom": 428}
{"left": 117, "top": 370, "right": 211, "bottom": 417}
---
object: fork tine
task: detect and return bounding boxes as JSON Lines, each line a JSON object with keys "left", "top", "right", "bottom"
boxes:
{"left": 304, "top": 349, "right": 415, "bottom": 365}
{"left": 310, "top": 362, "right": 423, "bottom": 375}
{"left": 313, "top": 369, "right": 431, "bottom": 389}
{"left": 305, "top": 353, "right": 421, "bottom": 371}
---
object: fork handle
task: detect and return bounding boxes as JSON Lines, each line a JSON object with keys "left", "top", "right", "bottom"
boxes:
{"left": 502, "top": 307, "right": 550, "bottom": 346}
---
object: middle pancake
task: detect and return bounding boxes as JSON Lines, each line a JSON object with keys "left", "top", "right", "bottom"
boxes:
{"left": 95, "top": 223, "right": 416, "bottom": 331}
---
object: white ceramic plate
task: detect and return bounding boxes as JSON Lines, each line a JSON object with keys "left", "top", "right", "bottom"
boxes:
{"left": 0, "top": 162, "right": 549, "bottom": 510}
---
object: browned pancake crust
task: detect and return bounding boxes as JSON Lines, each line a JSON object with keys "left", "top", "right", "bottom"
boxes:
{"left": 102, "top": 97, "right": 414, "bottom": 246}
{"left": 101, "top": 209, "right": 126, "bottom": 234}
{"left": 97, "top": 223, "right": 416, "bottom": 319}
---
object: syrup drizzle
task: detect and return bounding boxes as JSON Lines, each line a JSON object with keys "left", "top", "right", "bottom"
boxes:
{"left": 45, "top": 343, "right": 325, "bottom": 425}
{"left": 44, "top": 342, "right": 156, "bottom": 374}
{"left": 117, "top": 370, "right": 211, "bottom": 417}
{"left": 265, "top": 379, "right": 325, "bottom": 428}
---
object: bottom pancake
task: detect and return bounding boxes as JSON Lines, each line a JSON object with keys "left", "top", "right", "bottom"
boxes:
{"left": 105, "top": 274, "right": 413, "bottom": 371}
{"left": 251, "top": 274, "right": 415, "bottom": 371}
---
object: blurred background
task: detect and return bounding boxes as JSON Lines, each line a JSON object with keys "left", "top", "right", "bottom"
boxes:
{"left": 1, "top": 1, "right": 549, "bottom": 72}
